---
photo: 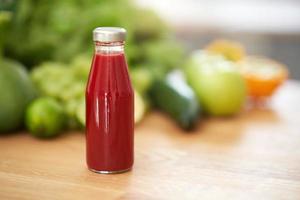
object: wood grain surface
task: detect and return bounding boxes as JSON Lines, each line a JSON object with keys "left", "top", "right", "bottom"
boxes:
{"left": 0, "top": 81, "right": 300, "bottom": 200}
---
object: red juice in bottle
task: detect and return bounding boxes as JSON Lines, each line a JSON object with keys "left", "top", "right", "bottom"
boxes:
{"left": 86, "top": 27, "right": 134, "bottom": 174}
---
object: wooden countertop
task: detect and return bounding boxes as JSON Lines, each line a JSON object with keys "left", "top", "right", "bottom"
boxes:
{"left": 1, "top": 81, "right": 300, "bottom": 200}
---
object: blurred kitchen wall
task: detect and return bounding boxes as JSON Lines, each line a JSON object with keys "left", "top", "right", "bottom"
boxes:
{"left": 136, "top": 0, "right": 300, "bottom": 79}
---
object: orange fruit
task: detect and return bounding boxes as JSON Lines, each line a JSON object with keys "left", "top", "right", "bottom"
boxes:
{"left": 238, "top": 56, "right": 288, "bottom": 99}
{"left": 206, "top": 39, "right": 245, "bottom": 62}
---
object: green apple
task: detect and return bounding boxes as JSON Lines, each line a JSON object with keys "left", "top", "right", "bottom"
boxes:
{"left": 185, "top": 51, "right": 246, "bottom": 116}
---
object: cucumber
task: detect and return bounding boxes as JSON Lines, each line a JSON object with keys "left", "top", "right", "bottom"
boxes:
{"left": 149, "top": 71, "right": 200, "bottom": 130}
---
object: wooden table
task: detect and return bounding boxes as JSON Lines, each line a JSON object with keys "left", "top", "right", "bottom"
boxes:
{"left": 1, "top": 81, "right": 300, "bottom": 200}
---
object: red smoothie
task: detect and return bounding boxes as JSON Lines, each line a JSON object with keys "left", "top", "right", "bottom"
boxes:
{"left": 86, "top": 35, "right": 134, "bottom": 173}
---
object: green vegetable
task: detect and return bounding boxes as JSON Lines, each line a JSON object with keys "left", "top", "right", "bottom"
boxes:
{"left": 142, "top": 39, "right": 184, "bottom": 73}
{"left": 3, "top": 0, "right": 169, "bottom": 67}
{"left": 130, "top": 67, "right": 154, "bottom": 94}
{"left": 30, "top": 61, "right": 86, "bottom": 129}
{"left": 0, "top": 11, "right": 12, "bottom": 55}
{"left": 0, "top": 59, "right": 36, "bottom": 133}
{"left": 185, "top": 51, "right": 246, "bottom": 116}
{"left": 31, "top": 61, "right": 87, "bottom": 100}
{"left": 64, "top": 98, "right": 82, "bottom": 129}
{"left": 25, "top": 97, "right": 66, "bottom": 138}
{"left": 149, "top": 71, "right": 200, "bottom": 130}
{"left": 71, "top": 55, "right": 91, "bottom": 81}
{"left": 75, "top": 97, "right": 85, "bottom": 127}
{"left": 134, "top": 90, "right": 147, "bottom": 124}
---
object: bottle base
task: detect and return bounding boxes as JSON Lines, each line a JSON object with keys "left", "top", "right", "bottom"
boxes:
{"left": 88, "top": 167, "right": 132, "bottom": 174}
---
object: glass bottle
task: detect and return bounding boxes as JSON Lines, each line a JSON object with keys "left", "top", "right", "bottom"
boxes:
{"left": 86, "top": 27, "right": 134, "bottom": 174}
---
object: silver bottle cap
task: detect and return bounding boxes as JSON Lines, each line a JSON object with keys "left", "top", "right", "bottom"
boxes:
{"left": 93, "top": 27, "right": 126, "bottom": 42}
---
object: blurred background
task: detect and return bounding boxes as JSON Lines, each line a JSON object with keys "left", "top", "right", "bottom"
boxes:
{"left": 0, "top": 0, "right": 299, "bottom": 135}
{"left": 137, "top": 0, "right": 300, "bottom": 79}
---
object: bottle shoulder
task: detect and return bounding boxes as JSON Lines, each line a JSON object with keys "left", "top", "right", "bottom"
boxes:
{"left": 87, "top": 52, "right": 133, "bottom": 95}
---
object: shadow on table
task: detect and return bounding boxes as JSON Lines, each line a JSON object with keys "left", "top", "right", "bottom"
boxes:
{"left": 141, "top": 108, "right": 280, "bottom": 146}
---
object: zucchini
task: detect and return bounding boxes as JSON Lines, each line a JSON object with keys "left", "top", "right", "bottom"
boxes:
{"left": 149, "top": 71, "right": 200, "bottom": 130}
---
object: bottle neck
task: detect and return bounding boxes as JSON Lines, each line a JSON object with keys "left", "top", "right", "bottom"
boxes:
{"left": 95, "top": 41, "right": 124, "bottom": 54}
